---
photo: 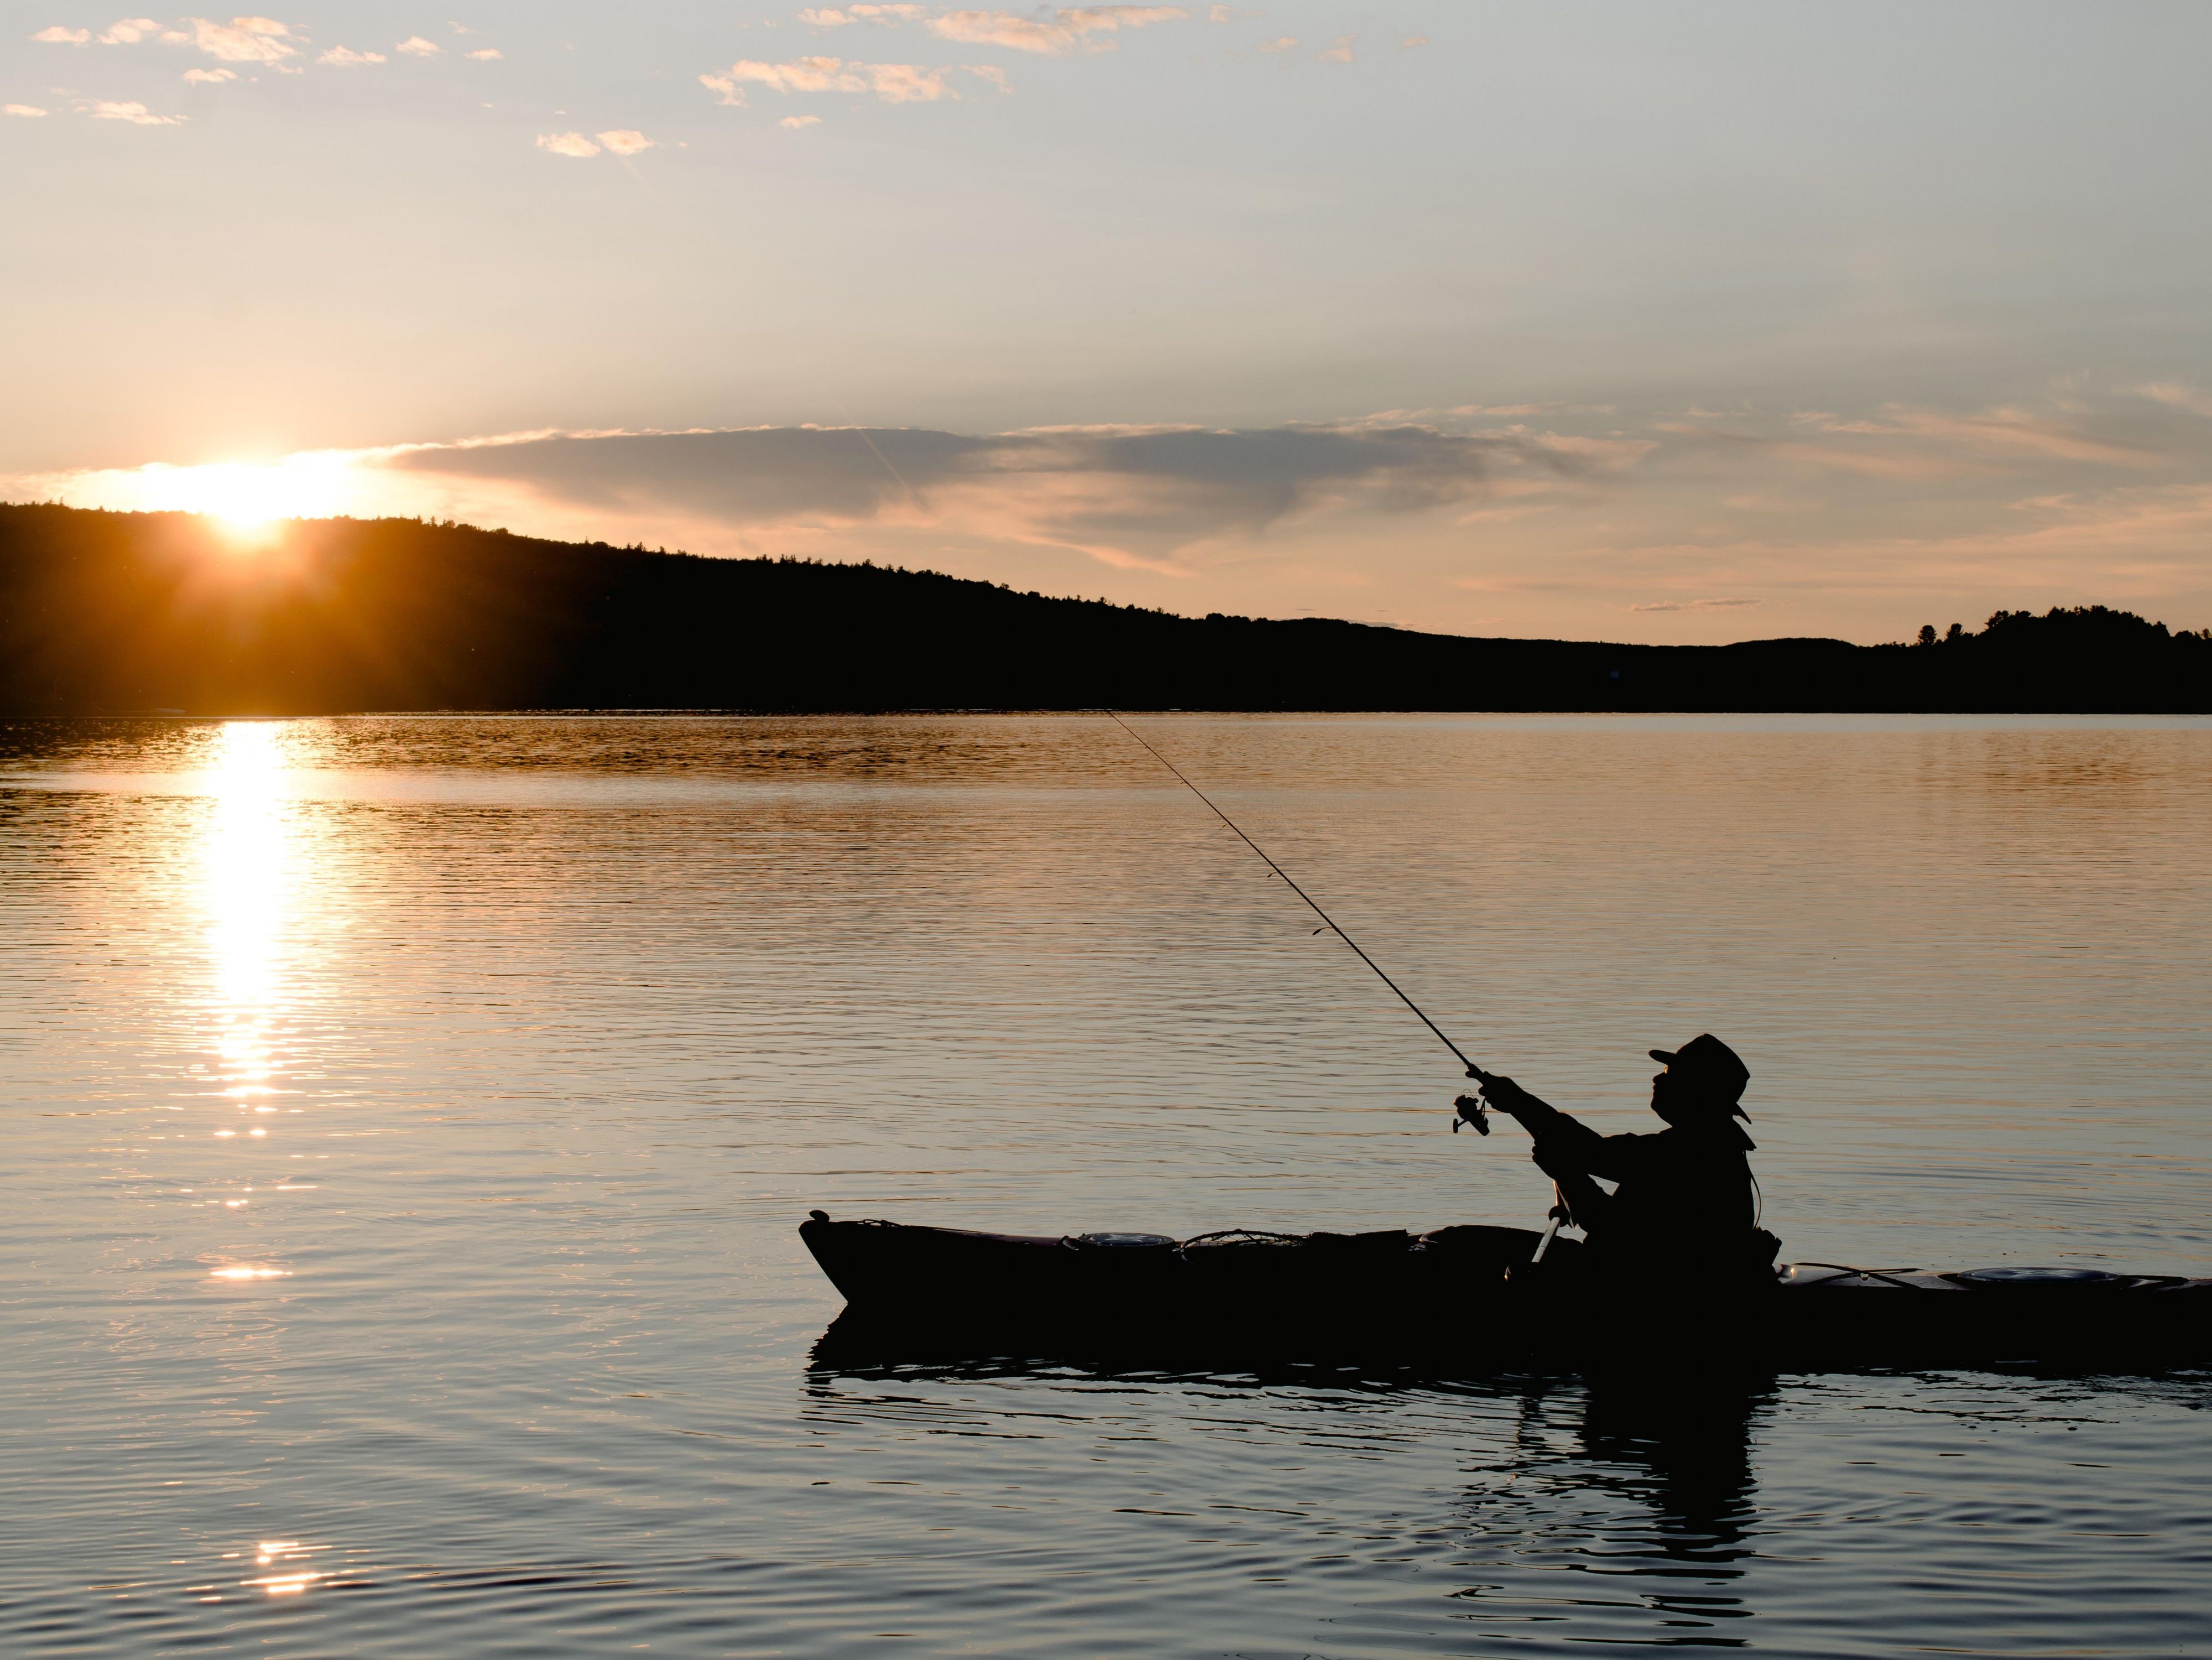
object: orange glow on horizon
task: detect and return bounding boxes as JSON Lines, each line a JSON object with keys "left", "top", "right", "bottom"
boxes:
{"left": 178, "top": 462, "right": 336, "bottom": 541}
{"left": 33, "top": 455, "right": 363, "bottom": 536}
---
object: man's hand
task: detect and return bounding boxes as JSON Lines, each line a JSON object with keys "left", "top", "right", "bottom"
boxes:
{"left": 1476, "top": 1073, "right": 1537, "bottom": 1117}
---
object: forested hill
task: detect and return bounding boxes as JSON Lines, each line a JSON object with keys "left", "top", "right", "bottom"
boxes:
{"left": 3, "top": 505, "right": 2207, "bottom": 714}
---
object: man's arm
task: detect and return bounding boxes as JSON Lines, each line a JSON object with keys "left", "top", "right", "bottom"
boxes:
{"left": 1472, "top": 1074, "right": 1606, "bottom": 1161}
{"left": 1468, "top": 1074, "right": 1620, "bottom": 1234}
{"left": 1476, "top": 1079, "right": 1670, "bottom": 1187}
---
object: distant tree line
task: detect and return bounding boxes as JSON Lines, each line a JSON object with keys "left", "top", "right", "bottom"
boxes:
{"left": 1914, "top": 607, "right": 2211, "bottom": 651}
{"left": 1, "top": 505, "right": 2206, "bottom": 714}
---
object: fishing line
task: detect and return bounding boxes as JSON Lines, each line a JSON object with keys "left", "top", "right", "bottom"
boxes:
{"left": 1103, "top": 710, "right": 1485, "bottom": 1079}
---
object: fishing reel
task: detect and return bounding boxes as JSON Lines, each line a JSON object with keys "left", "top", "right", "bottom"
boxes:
{"left": 1451, "top": 1092, "right": 1489, "bottom": 1135}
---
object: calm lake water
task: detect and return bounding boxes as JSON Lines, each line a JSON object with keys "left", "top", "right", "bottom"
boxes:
{"left": 3, "top": 714, "right": 2209, "bottom": 1658}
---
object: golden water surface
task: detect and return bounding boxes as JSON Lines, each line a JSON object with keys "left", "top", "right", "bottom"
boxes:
{"left": 2, "top": 714, "right": 2208, "bottom": 1657}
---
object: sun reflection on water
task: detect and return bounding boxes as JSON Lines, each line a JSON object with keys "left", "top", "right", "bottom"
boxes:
{"left": 198, "top": 722, "right": 296, "bottom": 1148}
{"left": 241, "top": 1540, "right": 322, "bottom": 1596}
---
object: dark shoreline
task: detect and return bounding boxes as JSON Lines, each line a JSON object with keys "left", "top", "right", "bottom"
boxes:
{"left": 6, "top": 504, "right": 2208, "bottom": 715}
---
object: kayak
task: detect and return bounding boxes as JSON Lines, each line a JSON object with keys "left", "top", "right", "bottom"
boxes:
{"left": 799, "top": 1211, "right": 2212, "bottom": 1370}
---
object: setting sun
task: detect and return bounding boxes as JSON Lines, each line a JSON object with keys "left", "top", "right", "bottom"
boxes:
{"left": 188, "top": 465, "right": 296, "bottom": 528}
{"left": 163, "top": 460, "right": 342, "bottom": 531}
{"left": 30, "top": 453, "right": 363, "bottom": 534}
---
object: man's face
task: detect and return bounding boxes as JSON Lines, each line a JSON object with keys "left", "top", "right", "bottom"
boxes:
{"left": 1650, "top": 1066, "right": 1689, "bottom": 1126}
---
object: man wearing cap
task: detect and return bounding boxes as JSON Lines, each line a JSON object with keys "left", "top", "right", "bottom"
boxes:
{"left": 1464, "top": 1035, "right": 1772, "bottom": 1277}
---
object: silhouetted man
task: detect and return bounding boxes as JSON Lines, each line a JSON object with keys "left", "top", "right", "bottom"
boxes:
{"left": 1462, "top": 1035, "right": 1772, "bottom": 1279}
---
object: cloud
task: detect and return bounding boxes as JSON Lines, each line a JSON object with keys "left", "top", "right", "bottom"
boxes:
{"left": 2135, "top": 382, "right": 2212, "bottom": 419}
{"left": 395, "top": 35, "right": 440, "bottom": 56}
{"left": 79, "top": 98, "right": 184, "bottom": 123}
{"left": 722, "top": 55, "right": 864, "bottom": 93}
{"left": 865, "top": 61, "right": 955, "bottom": 101}
{"left": 1207, "top": 5, "right": 1258, "bottom": 20}
{"left": 1255, "top": 36, "right": 1296, "bottom": 53}
{"left": 780, "top": 113, "right": 822, "bottom": 128}
{"left": 1629, "top": 597, "right": 1760, "bottom": 612}
{"left": 185, "top": 16, "right": 300, "bottom": 65}
{"left": 317, "top": 46, "right": 385, "bottom": 66}
{"left": 708, "top": 55, "right": 957, "bottom": 102}
{"left": 927, "top": 6, "right": 1187, "bottom": 55}
{"left": 527, "top": 128, "right": 656, "bottom": 161}
{"left": 3, "top": 103, "right": 49, "bottom": 117}
{"left": 30, "top": 26, "right": 91, "bottom": 44}
{"left": 1316, "top": 34, "right": 1354, "bottom": 63}
{"left": 182, "top": 66, "right": 236, "bottom": 81}
{"left": 800, "top": 3, "right": 926, "bottom": 24}
{"left": 98, "top": 18, "right": 161, "bottom": 44}
{"left": 1399, "top": 34, "right": 1427, "bottom": 48}
{"left": 964, "top": 63, "right": 1010, "bottom": 91}
{"left": 1782, "top": 405, "right": 2158, "bottom": 469}
{"left": 465, "top": 46, "right": 500, "bottom": 60}
{"left": 1643, "top": 399, "right": 2172, "bottom": 490}
{"left": 374, "top": 419, "right": 1601, "bottom": 565}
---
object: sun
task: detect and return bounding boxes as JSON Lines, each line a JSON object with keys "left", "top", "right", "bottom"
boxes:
{"left": 179, "top": 462, "right": 318, "bottom": 532}
{"left": 108, "top": 455, "right": 356, "bottom": 539}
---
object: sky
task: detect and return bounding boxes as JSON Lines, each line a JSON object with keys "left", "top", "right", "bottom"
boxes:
{"left": 5, "top": 1, "right": 2211, "bottom": 643}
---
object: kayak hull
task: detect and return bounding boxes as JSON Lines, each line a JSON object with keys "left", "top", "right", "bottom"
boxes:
{"left": 799, "top": 1214, "right": 2212, "bottom": 1371}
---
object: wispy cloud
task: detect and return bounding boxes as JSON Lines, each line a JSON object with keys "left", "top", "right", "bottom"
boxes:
{"left": 1794, "top": 406, "right": 2156, "bottom": 467}
{"left": 182, "top": 66, "right": 236, "bottom": 81}
{"left": 717, "top": 55, "right": 864, "bottom": 93}
{"left": 317, "top": 46, "right": 385, "bottom": 66}
{"left": 1647, "top": 400, "right": 2169, "bottom": 486}
{"left": 1629, "top": 597, "right": 1760, "bottom": 612}
{"left": 780, "top": 113, "right": 822, "bottom": 128}
{"left": 800, "top": 4, "right": 927, "bottom": 25}
{"left": 927, "top": 6, "right": 1187, "bottom": 56}
{"left": 30, "top": 25, "right": 91, "bottom": 44}
{"left": 395, "top": 35, "right": 440, "bottom": 56}
{"left": 1316, "top": 34, "right": 1354, "bottom": 64}
{"left": 98, "top": 18, "right": 161, "bottom": 45}
{"left": 2134, "top": 382, "right": 2212, "bottom": 419}
{"left": 705, "top": 55, "right": 961, "bottom": 102}
{"left": 185, "top": 16, "right": 301, "bottom": 66}
{"left": 465, "top": 46, "right": 500, "bottom": 60}
{"left": 3, "top": 103, "right": 49, "bottom": 117}
{"left": 78, "top": 98, "right": 184, "bottom": 123}
{"left": 534, "top": 129, "right": 657, "bottom": 158}
{"left": 867, "top": 62, "right": 957, "bottom": 101}
{"left": 1255, "top": 37, "right": 1296, "bottom": 53}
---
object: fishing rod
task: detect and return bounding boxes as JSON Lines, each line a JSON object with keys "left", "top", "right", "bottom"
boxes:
{"left": 1103, "top": 710, "right": 1500, "bottom": 1127}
